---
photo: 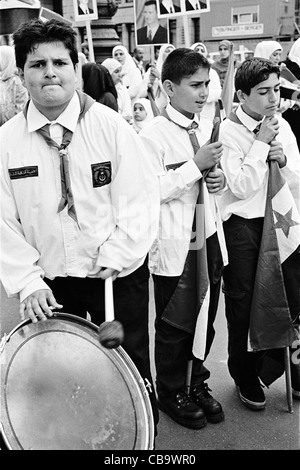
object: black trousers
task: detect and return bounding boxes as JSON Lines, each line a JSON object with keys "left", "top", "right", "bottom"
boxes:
{"left": 222, "top": 215, "right": 265, "bottom": 385}
{"left": 223, "top": 214, "right": 300, "bottom": 387}
{"left": 44, "top": 258, "right": 159, "bottom": 430}
{"left": 152, "top": 273, "right": 221, "bottom": 397}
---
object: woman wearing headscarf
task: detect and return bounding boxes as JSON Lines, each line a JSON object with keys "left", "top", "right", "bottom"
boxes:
{"left": 0, "top": 45, "right": 28, "bottom": 126}
{"left": 143, "top": 43, "right": 175, "bottom": 113}
{"left": 282, "top": 38, "right": 300, "bottom": 150}
{"left": 190, "top": 42, "right": 211, "bottom": 62}
{"left": 132, "top": 98, "right": 154, "bottom": 133}
{"left": 102, "top": 58, "right": 133, "bottom": 124}
{"left": 254, "top": 39, "right": 295, "bottom": 115}
{"left": 254, "top": 40, "right": 283, "bottom": 65}
{"left": 82, "top": 62, "right": 118, "bottom": 112}
{"left": 211, "top": 40, "right": 239, "bottom": 88}
{"left": 112, "top": 45, "right": 144, "bottom": 101}
{"left": 190, "top": 42, "right": 222, "bottom": 123}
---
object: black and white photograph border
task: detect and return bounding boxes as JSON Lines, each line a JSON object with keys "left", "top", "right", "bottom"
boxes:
{"left": 134, "top": 0, "right": 170, "bottom": 47}
{"left": 157, "top": 0, "right": 210, "bottom": 19}
{"left": 73, "top": 0, "right": 98, "bottom": 23}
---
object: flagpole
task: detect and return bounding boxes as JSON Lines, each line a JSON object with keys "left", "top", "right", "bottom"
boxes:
{"left": 85, "top": 19, "right": 95, "bottom": 63}
{"left": 185, "top": 359, "right": 193, "bottom": 394}
{"left": 283, "top": 347, "right": 293, "bottom": 413}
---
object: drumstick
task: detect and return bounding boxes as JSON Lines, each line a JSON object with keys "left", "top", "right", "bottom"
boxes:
{"left": 98, "top": 276, "right": 124, "bottom": 349}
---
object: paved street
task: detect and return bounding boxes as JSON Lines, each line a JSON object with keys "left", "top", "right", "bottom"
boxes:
{"left": 1, "top": 281, "right": 299, "bottom": 451}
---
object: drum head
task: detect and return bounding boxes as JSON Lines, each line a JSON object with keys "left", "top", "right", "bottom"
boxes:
{"left": 0, "top": 313, "right": 154, "bottom": 450}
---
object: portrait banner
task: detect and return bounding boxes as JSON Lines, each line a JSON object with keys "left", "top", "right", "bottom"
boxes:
{"left": 134, "top": 0, "right": 170, "bottom": 47}
{"left": 157, "top": 0, "right": 210, "bottom": 18}
{"left": 73, "top": 0, "right": 98, "bottom": 23}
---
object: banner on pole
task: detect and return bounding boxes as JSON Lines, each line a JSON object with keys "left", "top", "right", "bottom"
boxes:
{"left": 157, "top": 0, "right": 210, "bottom": 18}
{"left": 73, "top": 0, "right": 98, "bottom": 23}
{"left": 134, "top": 0, "right": 170, "bottom": 46}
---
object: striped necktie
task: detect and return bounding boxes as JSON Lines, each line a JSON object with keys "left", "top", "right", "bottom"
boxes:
{"left": 148, "top": 29, "right": 152, "bottom": 42}
{"left": 23, "top": 92, "right": 94, "bottom": 227}
{"left": 37, "top": 124, "right": 78, "bottom": 224}
{"left": 186, "top": 121, "right": 200, "bottom": 154}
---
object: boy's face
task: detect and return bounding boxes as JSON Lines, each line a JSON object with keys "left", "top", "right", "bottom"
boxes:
{"left": 22, "top": 41, "right": 77, "bottom": 120}
{"left": 239, "top": 72, "right": 280, "bottom": 120}
{"left": 166, "top": 67, "right": 209, "bottom": 118}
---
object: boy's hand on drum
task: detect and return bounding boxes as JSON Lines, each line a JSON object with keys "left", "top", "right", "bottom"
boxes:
{"left": 194, "top": 141, "right": 223, "bottom": 173}
{"left": 19, "top": 289, "right": 63, "bottom": 323}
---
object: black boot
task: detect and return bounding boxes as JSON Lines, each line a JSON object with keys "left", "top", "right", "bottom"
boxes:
{"left": 190, "top": 383, "right": 224, "bottom": 423}
{"left": 158, "top": 389, "right": 207, "bottom": 429}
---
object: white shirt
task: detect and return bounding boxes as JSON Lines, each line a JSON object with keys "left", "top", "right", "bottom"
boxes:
{"left": 140, "top": 103, "right": 216, "bottom": 276}
{"left": 187, "top": 0, "right": 201, "bottom": 9}
{"left": 218, "top": 104, "right": 300, "bottom": 222}
{"left": 116, "top": 82, "right": 132, "bottom": 120}
{"left": 147, "top": 24, "right": 159, "bottom": 40}
{"left": 161, "top": 0, "right": 176, "bottom": 13}
{"left": 0, "top": 92, "right": 159, "bottom": 301}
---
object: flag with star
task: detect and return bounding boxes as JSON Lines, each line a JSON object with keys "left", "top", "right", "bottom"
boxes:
{"left": 248, "top": 161, "right": 300, "bottom": 352}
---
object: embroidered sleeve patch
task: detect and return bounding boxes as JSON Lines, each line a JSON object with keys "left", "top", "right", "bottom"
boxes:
{"left": 8, "top": 166, "right": 38, "bottom": 179}
{"left": 91, "top": 162, "right": 112, "bottom": 188}
{"left": 165, "top": 161, "right": 187, "bottom": 171}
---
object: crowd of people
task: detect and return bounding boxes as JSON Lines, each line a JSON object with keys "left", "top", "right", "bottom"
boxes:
{"left": 0, "top": 17, "right": 300, "bottom": 449}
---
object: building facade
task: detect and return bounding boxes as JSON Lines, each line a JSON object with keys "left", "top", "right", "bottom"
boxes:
{"left": 1, "top": 0, "right": 299, "bottom": 61}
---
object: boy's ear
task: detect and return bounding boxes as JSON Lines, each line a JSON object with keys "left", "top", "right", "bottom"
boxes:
{"left": 236, "top": 89, "right": 246, "bottom": 103}
{"left": 162, "top": 79, "right": 175, "bottom": 97}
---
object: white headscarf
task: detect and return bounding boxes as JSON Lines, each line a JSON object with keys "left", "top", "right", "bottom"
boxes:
{"left": 190, "top": 42, "right": 208, "bottom": 57}
{"left": 0, "top": 46, "right": 17, "bottom": 81}
{"left": 155, "top": 44, "right": 175, "bottom": 73}
{"left": 288, "top": 38, "right": 300, "bottom": 68}
{"left": 112, "top": 45, "right": 136, "bottom": 75}
{"left": 112, "top": 45, "right": 143, "bottom": 99}
{"left": 254, "top": 41, "right": 282, "bottom": 60}
{"left": 132, "top": 98, "right": 154, "bottom": 133}
{"left": 102, "top": 58, "right": 122, "bottom": 75}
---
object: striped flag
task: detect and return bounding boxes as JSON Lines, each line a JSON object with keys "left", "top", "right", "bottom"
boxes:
{"left": 192, "top": 116, "right": 228, "bottom": 360}
{"left": 248, "top": 161, "right": 300, "bottom": 352}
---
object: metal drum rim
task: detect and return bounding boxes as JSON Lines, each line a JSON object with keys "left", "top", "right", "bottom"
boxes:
{"left": 0, "top": 313, "right": 154, "bottom": 450}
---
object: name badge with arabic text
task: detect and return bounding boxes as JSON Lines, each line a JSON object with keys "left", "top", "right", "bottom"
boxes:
{"left": 8, "top": 166, "right": 38, "bottom": 180}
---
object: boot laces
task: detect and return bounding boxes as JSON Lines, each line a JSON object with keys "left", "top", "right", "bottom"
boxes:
{"left": 192, "top": 383, "right": 212, "bottom": 399}
{"left": 175, "top": 390, "right": 193, "bottom": 406}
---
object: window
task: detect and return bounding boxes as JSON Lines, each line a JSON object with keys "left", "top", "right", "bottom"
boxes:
{"left": 231, "top": 5, "right": 259, "bottom": 25}
{"left": 192, "top": 17, "right": 200, "bottom": 43}
{"left": 169, "top": 19, "right": 176, "bottom": 46}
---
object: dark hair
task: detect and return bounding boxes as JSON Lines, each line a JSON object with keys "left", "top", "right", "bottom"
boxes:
{"left": 144, "top": 0, "right": 157, "bottom": 10}
{"left": 162, "top": 48, "right": 210, "bottom": 84}
{"left": 13, "top": 19, "right": 78, "bottom": 71}
{"left": 235, "top": 57, "right": 280, "bottom": 95}
{"left": 82, "top": 63, "right": 118, "bottom": 102}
